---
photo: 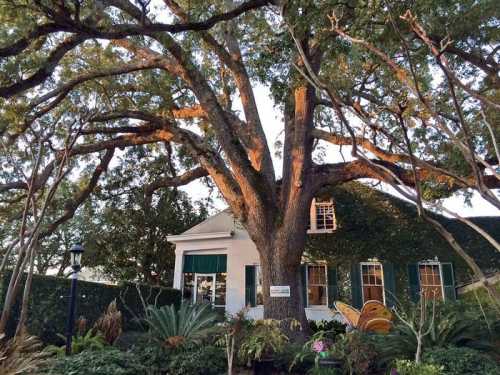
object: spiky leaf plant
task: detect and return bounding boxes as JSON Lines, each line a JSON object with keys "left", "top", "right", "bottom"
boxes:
{"left": 0, "top": 332, "right": 48, "bottom": 375}
{"left": 144, "top": 302, "right": 218, "bottom": 350}
{"left": 93, "top": 299, "right": 123, "bottom": 345}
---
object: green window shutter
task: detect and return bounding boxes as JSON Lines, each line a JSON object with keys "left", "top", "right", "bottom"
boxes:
{"left": 245, "top": 265, "right": 256, "bottom": 307}
{"left": 408, "top": 263, "right": 420, "bottom": 303}
{"left": 441, "top": 263, "right": 456, "bottom": 302}
{"left": 301, "top": 264, "right": 308, "bottom": 308}
{"left": 382, "top": 262, "right": 396, "bottom": 308}
{"left": 350, "top": 263, "right": 363, "bottom": 309}
{"left": 327, "top": 265, "right": 338, "bottom": 308}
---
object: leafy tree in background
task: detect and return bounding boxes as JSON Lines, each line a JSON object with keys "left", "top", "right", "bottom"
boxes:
{"left": 39, "top": 147, "right": 209, "bottom": 285}
{"left": 0, "top": 0, "right": 499, "bottom": 333}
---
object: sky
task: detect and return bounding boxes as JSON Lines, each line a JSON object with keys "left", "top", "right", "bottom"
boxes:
{"left": 180, "top": 84, "right": 500, "bottom": 218}
{"left": 147, "top": 0, "right": 499, "bottom": 218}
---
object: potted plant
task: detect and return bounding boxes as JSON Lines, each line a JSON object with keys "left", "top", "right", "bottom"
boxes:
{"left": 239, "top": 319, "right": 288, "bottom": 375}
{"left": 290, "top": 328, "right": 343, "bottom": 373}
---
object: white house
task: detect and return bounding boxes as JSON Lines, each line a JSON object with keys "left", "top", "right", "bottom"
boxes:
{"left": 168, "top": 199, "right": 339, "bottom": 321}
{"left": 166, "top": 184, "right": 482, "bottom": 320}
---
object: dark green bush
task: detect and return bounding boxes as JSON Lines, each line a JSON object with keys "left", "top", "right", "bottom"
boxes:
{"left": 309, "top": 320, "right": 346, "bottom": 338}
{"left": 0, "top": 271, "right": 181, "bottom": 344}
{"left": 423, "top": 346, "right": 500, "bottom": 375}
{"left": 166, "top": 345, "right": 226, "bottom": 375}
{"left": 274, "top": 342, "right": 314, "bottom": 374}
{"left": 41, "top": 348, "right": 148, "bottom": 375}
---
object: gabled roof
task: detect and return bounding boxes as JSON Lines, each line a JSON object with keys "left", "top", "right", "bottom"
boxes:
{"left": 167, "top": 209, "right": 234, "bottom": 243}
{"left": 181, "top": 209, "right": 234, "bottom": 235}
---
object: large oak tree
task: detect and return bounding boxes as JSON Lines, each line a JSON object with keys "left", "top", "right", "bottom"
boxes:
{"left": 0, "top": 0, "right": 499, "bottom": 330}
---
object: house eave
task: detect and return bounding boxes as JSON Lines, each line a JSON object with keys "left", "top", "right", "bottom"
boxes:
{"left": 167, "top": 231, "right": 233, "bottom": 243}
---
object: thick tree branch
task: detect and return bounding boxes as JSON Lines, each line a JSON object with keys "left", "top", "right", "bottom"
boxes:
{"left": 38, "top": 148, "right": 115, "bottom": 238}
{"left": 144, "top": 166, "right": 208, "bottom": 197}
{"left": 0, "top": 34, "right": 87, "bottom": 99}
{"left": 165, "top": 0, "right": 275, "bottom": 185}
{"left": 312, "top": 160, "right": 500, "bottom": 193}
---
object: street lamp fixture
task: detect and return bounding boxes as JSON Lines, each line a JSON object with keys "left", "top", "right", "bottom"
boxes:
{"left": 69, "top": 244, "right": 84, "bottom": 272}
{"left": 65, "top": 243, "right": 84, "bottom": 355}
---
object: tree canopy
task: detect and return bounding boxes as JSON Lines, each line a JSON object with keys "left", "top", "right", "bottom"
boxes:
{"left": 0, "top": 0, "right": 498, "bottom": 328}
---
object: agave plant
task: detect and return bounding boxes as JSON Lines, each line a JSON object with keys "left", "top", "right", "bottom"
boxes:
{"left": 144, "top": 301, "right": 218, "bottom": 350}
{"left": 0, "top": 332, "right": 48, "bottom": 375}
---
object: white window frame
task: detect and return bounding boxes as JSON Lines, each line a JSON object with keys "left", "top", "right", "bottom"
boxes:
{"left": 182, "top": 272, "right": 227, "bottom": 307}
{"left": 417, "top": 261, "right": 445, "bottom": 302}
{"left": 305, "top": 264, "right": 328, "bottom": 307}
{"left": 308, "top": 198, "right": 336, "bottom": 234}
{"left": 360, "top": 262, "right": 386, "bottom": 305}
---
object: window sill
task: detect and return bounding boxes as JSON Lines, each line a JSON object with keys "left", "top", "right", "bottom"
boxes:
{"left": 307, "top": 229, "right": 335, "bottom": 234}
{"left": 306, "top": 305, "right": 330, "bottom": 310}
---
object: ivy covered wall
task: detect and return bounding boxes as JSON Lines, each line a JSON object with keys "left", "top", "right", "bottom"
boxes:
{"left": 306, "top": 182, "right": 500, "bottom": 304}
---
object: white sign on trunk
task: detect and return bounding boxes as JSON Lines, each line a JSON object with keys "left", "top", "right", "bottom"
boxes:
{"left": 270, "top": 285, "right": 290, "bottom": 297}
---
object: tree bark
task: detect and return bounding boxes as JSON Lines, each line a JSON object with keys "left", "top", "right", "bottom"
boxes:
{"left": 248, "top": 204, "right": 312, "bottom": 335}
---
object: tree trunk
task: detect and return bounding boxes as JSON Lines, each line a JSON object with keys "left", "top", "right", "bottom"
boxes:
{"left": 254, "top": 229, "right": 310, "bottom": 336}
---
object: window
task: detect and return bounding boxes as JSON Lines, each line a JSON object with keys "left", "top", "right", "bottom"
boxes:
{"left": 182, "top": 273, "right": 194, "bottom": 301}
{"left": 215, "top": 273, "right": 227, "bottom": 306}
{"left": 255, "top": 265, "right": 264, "bottom": 305}
{"left": 181, "top": 272, "right": 227, "bottom": 307}
{"left": 418, "top": 263, "right": 443, "bottom": 301}
{"left": 361, "top": 263, "right": 384, "bottom": 304}
{"left": 307, "top": 265, "right": 328, "bottom": 306}
{"left": 308, "top": 198, "right": 336, "bottom": 233}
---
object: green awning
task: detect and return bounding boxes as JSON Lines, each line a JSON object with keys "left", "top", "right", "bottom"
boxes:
{"left": 183, "top": 254, "right": 227, "bottom": 273}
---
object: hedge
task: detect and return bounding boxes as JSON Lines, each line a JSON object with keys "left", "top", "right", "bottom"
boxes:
{"left": 0, "top": 271, "right": 181, "bottom": 344}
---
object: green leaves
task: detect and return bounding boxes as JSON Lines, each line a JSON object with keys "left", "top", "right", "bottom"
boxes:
{"left": 144, "top": 301, "right": 218, "bottom": 350}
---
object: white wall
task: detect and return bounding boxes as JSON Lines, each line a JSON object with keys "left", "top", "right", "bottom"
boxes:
{"left": 171, "top": 226, "right": 339, "bottom": 321}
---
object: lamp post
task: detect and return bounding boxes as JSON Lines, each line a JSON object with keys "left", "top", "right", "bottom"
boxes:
{"left": 65, "top": 244, "right": 84, "bottom": 356}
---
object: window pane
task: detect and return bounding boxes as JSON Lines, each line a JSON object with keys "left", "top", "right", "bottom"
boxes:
{"left": 312, "top": 199, "right": 335, "bottom": 231}
{"left": 307, "top": 265, "right": 327, "bottom": 305}
{"left": 361, "top": 264, "right": 384, "bottom": 303}
{"left": 363, "top": 285, "right": 384, "bottom": 303}
{"left": 195, "top": 275, "right": 214, "bottom": 304}
{"left": 182, "top": 273, "right": 194, "bottom": 301}
{"left": 256, "top": 266, "right": 264, "bottom": 305}
{"left": 308, "top": 286, "right": 327, "bottom": 305}
{"left": 419, "top": 264, "right": 443, "bottom": 301}
{"left": 215, "top": 273, "right": 226, "bottom": 306}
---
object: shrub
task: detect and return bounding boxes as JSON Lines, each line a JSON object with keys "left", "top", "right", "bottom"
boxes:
{"left": 376, "top": 302, "right": 493, "bottom": 364}
{"left": 93, "top": 299, "right": 122, "bottom": 345}
{"left": 114, "top": 331, "right": 150, "bottom": 350}
{"left": 423, "top": 346, "right": 500, "bottom": 375}
{"left": 393, "top": 359, "right": 443, "bottom": 375}
{"left": 46, "top": 330, "right": 107, "bottom": 356}
{"left": 273, "top": 342, "right": 312, "bottom": 373}
{"left": 309, "top": 320, "right": 346, "bottom": 338}
{"left": 238, "top": 319, "right": 288, "bottom": 363}
{"left": 166, "top": 345, "right": 226, "bottom": 375}
{"left": 0, "top": 271, "right": 181, "bottom": 344}
{"left": 331, "top": 332, "right": 379, "bottom": 375}
{"left": 145, "top": 302, "right": 218, "bottom": 350}
{"left": 41, "top": 347, "right": 147, "bottom": 375}
{"left": 0, "top": 332, "right": 48, "bottom": 375}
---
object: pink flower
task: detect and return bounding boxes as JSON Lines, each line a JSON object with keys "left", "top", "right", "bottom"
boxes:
{"left": 312, "top": 340, "right": 325, "bottom": 353}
